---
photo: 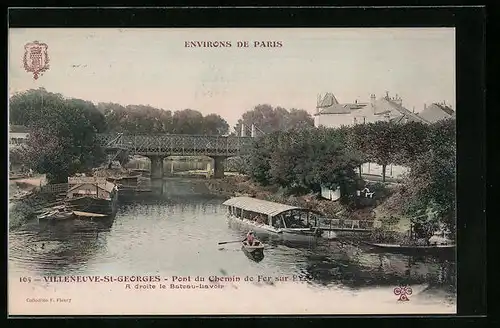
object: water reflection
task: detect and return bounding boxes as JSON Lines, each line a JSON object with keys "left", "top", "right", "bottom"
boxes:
{"left": 9, "top": 218, "right": 113, "bottom": 275}
{"left": 9, "top": 178, "right": 455, "bottom": 301}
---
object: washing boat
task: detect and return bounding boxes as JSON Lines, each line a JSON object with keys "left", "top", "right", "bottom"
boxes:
{"left": 223, "top": 196, "right": 334, "bottom": 243}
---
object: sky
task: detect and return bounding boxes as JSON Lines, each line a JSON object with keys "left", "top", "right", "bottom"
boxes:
{"left": 9, "top": 28, "right": 455, "bottom": 127}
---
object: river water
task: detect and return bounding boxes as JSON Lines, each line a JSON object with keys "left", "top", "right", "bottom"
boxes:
{"left": 8, "top": 178, "right": 457, "bottom": 315}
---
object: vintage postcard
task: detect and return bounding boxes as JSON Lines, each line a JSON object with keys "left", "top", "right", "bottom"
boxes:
{"left": 8, "top": 27, "right": 457, "bottom": 315}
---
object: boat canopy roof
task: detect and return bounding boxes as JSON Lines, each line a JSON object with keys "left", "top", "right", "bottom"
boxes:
{"left": 223, "top": 196, "right": 303, "bottom": 217}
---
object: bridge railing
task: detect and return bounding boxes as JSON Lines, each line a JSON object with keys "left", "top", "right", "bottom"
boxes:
{"left": 96, "top": 134, "right": 254, "bottom": 157}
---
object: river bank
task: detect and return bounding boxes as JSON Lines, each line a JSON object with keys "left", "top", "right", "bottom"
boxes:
{"left": 205, "top": 175, "right": 414, "bottom": 243}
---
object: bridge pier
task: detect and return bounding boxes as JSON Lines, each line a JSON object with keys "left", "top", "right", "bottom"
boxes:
{"left": 212, "top": 156, "right": 226, "bottom": 179}
{"left": 148, "top": 155, "right": 165, "bottom": 179}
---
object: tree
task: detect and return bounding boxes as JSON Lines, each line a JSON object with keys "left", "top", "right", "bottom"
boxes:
{"left": 99, "top": 102, "right": 173, "bottom": 134}
{"left": 9, "top": 88, "right": 106, "bottom": 183}
{"left": 393, "top": 121, "right": 430, "bottom": 166}
{"left": 310, "top": 127, "right": 363, "bottom": 204}
{"left": 346, "top": 124, "right": 371, "bottom": 179}
{"left": 248, "top": 132, "right": 279, "bottom": 185}
{"left": 172, "top": 109, "right": 204, "bottom": 134}
{"left": 234, "top": 104, "right": 314, "bottom": 135}
{"left": 363, "top": 121, "right": 403, "bottom": 182}
{"left": 202, "top": 114, "right": 229, "bottom": 135}
{"left": 404, "top": 119, "right": 456, "bottom": 236}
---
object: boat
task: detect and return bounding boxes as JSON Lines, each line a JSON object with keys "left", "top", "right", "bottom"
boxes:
{"left": 73, "top": 210, "right": 108, "bottom": 220}
{"left": 222, "top": 196, "right": 335, "bottom": 243}
{"left": 241, "top": 239, "right": 265, "bottom": 262}
{"left": 363, "top": 241, "right": 456, "bottom": 256}
{"left": 37, "top": 210, "right": 75, "bottom": 222}
{"left": 107, "top": 175, "right": 152, "bottom": 198}
{"left": 65, "top": 180, "right": 118, "bottom": 216}
{"left": 242, "top": 240, "right": 265, "bottom": 253}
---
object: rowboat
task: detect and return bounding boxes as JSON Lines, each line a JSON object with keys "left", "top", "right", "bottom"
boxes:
{"left": 241, "top": 240, "right": 265, "bottom": 262}
{"left": 223, "top": 196, "right": 335, "bottom": 243}
{"left": 242, "top": 240, "right": 265, "bottom": 253}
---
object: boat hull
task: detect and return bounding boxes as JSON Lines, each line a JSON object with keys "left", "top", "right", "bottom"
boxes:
{"left": 364, "top": 242, "right": 456, "bottom": 257}
{"left": 66, "top": 194, "right": 117, "bottom": 216}
{"left": 37, "top": 211, "right": 76, "bottom": 222}
{"left": 228, "top": 215, "right": 327, "bottom": 243}
{"left": 241, "top": 241, "right": 265, "bottom": 262}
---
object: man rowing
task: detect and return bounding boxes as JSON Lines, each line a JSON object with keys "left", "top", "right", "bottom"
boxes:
{"left": 243, "top": 231, "right": 256, "bottom": 246}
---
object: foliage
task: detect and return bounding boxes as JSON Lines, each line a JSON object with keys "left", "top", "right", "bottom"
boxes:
{"left": 234, "top": 104, "right": 314, "bottom": 135}
{"left": 9, "top": 88, "right": 107, "bottom": 183}
{"left": 247, "top": 127, "right": 363, "bottom": 204}
{"left": 99, "top": 103, "right": 229, "bottom": 135}
{"left": 403, "top": 118, "right": 456, "bottom": 237}
{"left": 361, "top": 121, "right": 403, "bottom": 182}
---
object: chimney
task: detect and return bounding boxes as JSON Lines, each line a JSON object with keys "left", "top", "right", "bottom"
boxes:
{"left": 385, "top": 91, "right": 389, "bottom": 99}
{"left": 424, "top": 103, "right": 427, "bottom": 110}
{"left": 412, "top": 106, "right": 415, "bottom": 113}
{"left": 241, "top": 124, "right": 246, "bottom": 137}
{"left": 251, "top": 124, "right": 256, "bottom": 138}
{"left": 394, "top": 94, "right": 402, "bottom": 106}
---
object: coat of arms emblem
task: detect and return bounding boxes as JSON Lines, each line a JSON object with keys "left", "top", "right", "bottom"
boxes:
{"left": 23, "top": 41, "right": 50, "bottom": 80}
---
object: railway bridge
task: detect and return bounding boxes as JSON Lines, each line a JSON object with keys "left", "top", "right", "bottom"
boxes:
{"left": 96, "top": 125, "right": 259, "bottom": 179}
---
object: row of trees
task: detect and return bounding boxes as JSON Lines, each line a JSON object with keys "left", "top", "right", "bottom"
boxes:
{"left": 99, "top": 103, "right": 230, "bottom": 135}
{"left": 9, "top": 89, "right": 107, "bottom": 183}
{"left": 234, "top": 104, "right": 314, "bottom": 135}
{"left": 9, "top": 88, "right": 315, "bottom": 183}
{"left": 243, "top": 119, "right": 456, "bottom": 232}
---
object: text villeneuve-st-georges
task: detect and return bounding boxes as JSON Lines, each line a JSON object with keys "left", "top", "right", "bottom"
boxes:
{"left": 20, "top": 274, "right": 308, "bottom": 291}
{"left": 184, "top": 40, "right": 283, "bottom": 48}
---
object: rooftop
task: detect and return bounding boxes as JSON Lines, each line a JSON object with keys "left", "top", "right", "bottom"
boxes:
{"left": 223, "top": 196, "right": 301, "bottom": 217}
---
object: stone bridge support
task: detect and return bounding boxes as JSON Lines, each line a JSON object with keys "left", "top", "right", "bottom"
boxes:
{"left": 211, "top": 156, "right": 227, "bottom": 179}
{"left": 148, "top": 155, "right": 165, "bottom": 179}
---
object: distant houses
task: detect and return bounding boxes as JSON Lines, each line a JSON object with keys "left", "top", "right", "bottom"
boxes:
{"left": 9, "top": 125, "right": 29, "bottom": 148}
{"left": 313, "top": 92, "right": 455, "bottom": 183}
{"left": 9, "top": 125, "right": 30, "bottom": 173}
{"left": 416, "top": 102, "right": 455, "bottom": 123}
{"left": 314, "top": 91, "right": 437, "bottom": 129}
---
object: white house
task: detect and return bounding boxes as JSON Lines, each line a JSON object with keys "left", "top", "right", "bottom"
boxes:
{"left": 9, "top": 125, "right": 29, "bottom": 149}
{"left": 313, "top": 92, "right": 433, "bottom": 181}
{"left": 314, "top": 92, "right": 428, "bottom": 129}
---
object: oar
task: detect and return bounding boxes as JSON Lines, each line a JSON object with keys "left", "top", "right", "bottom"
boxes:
{"left": 218, "top": 240, "right": 244, "bottom": 245}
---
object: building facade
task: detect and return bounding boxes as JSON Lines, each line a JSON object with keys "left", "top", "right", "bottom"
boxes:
{"left": 314, "top": 92, "right": 428, "bottom": 129}
{"left": 9, "top": 125, "right": 29, "bottom": 149}
{"left": 313, "top": 92, "right": 454, "bottom": 181}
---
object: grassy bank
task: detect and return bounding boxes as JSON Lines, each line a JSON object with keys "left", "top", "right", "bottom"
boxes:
{"left": 205, "top": 175, "right": 413, "bottom": 242}
{"left": 9, "top": 191, "right": 56, "bottom": 229}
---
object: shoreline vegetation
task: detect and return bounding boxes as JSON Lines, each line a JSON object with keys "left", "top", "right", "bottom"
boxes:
{"left": 9, "top": 88, "right": 455, "bottom": 246}
{"left": 204, "top": 175, "right": 413, "bottom": 243}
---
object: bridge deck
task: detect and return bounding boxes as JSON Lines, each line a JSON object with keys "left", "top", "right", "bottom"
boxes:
{"left": 97, "top": 134, "right": 254, "bottom": 157}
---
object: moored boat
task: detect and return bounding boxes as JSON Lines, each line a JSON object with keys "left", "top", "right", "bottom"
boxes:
{"left": 223, "top": 196, "right": 335, "bottom": 243}
{"left": 363, "top": 241, "right": 456, "bottom": 256}
{"left": 65, "top": 180, "right": 118, "bottom": 216}
{"left": 37, "top": 210, "right": 75, "bottom": 222}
